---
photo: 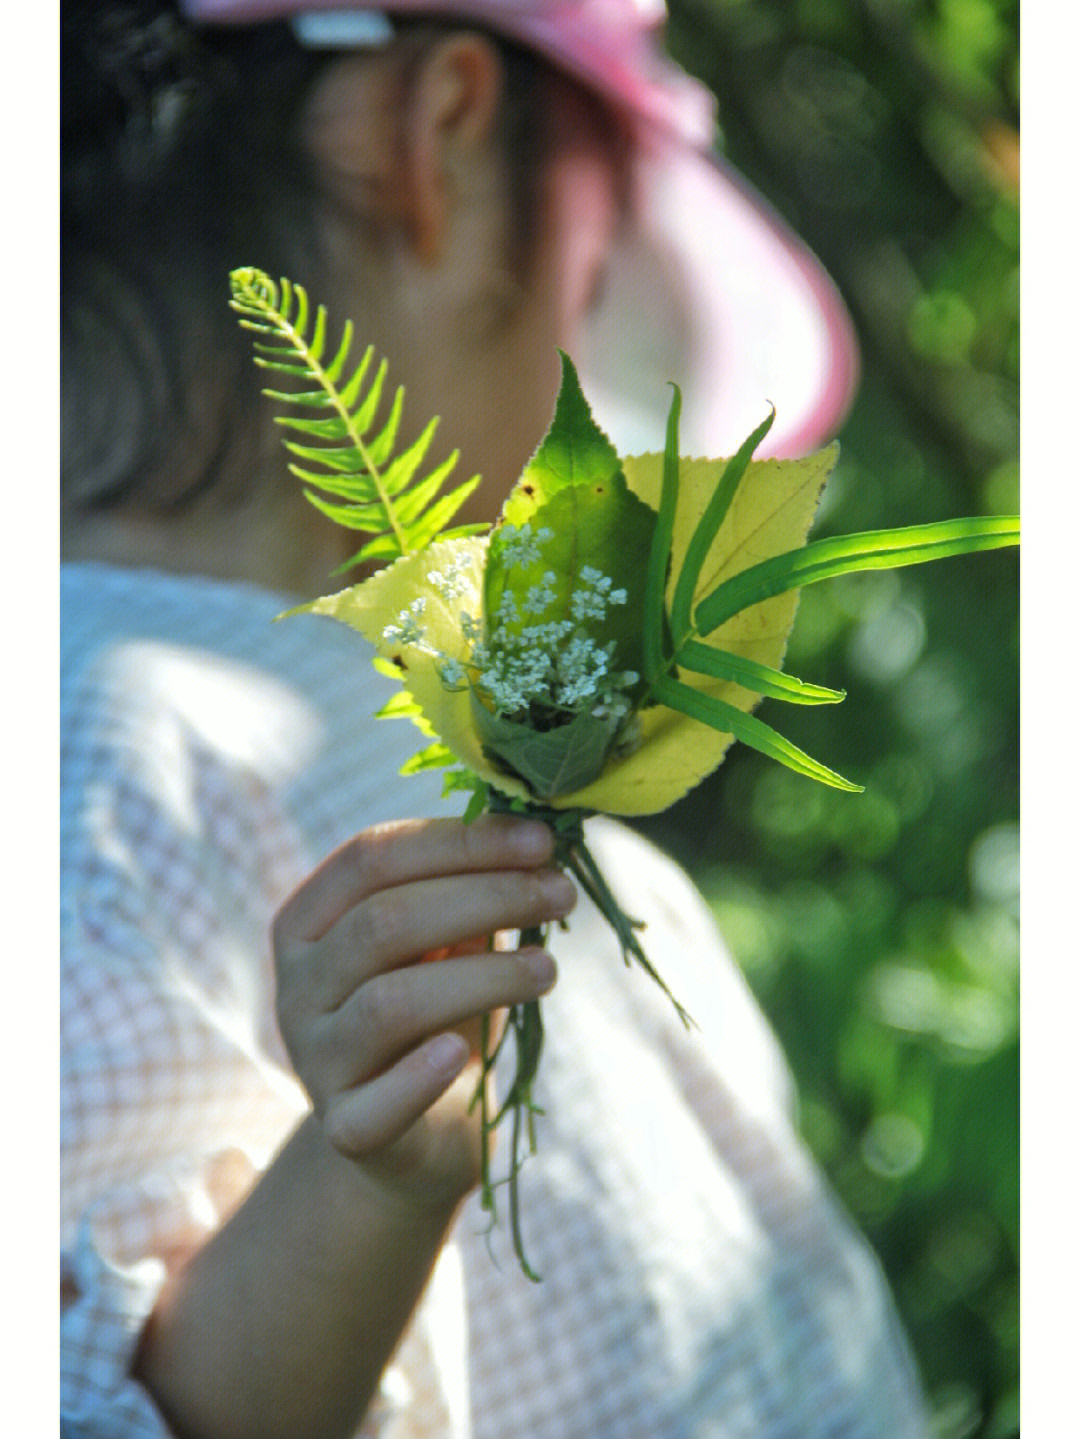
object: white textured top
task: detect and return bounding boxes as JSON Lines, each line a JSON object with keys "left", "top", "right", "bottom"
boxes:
{"left": 60, "top": 562, "right": 929, "bottom": 1439}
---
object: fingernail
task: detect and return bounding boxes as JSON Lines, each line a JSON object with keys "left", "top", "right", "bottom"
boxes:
{"left": 521, "top": 948, "right": 557, "bottom": 992}
{"left": 508, "top": 819, "right": 554, "bottom": 862}
{"left": 425, "top": 1033, "right": 469, "bottom": 1077}
{"left": 540, "top": 871, "right": 577, "bottom": 915}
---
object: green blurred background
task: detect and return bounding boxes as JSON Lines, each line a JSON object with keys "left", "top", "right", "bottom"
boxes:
{"left": 636, "top": 3, "right": 1019, "bottom": 1436}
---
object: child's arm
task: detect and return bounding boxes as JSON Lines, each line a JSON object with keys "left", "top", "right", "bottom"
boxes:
{"left": 134, "top": 813, "right": 573, "bottom": 1439}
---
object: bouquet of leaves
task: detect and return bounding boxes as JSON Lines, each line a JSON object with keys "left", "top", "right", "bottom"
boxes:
{"left": 229, "top": 268, "right": 1018, "bottom": 1277}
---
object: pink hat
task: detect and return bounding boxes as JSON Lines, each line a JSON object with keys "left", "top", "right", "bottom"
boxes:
{"left": 183, "top": 0, "right": 859, "bottom": 457}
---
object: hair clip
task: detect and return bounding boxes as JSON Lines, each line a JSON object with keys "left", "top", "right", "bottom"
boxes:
{"left": 291, "top": 9, "right": 395, "bottom": 49}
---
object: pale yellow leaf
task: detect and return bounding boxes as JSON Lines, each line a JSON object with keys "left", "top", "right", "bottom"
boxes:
{"left": 560, "top": 444, "right": 839, "bottom": 815}
{"left": 286, "top": 537, "right": 532, "bottom": 802}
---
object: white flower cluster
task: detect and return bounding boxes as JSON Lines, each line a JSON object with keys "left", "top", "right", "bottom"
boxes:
{"left": 426, "top": 549, "right": 477, "bottom": 600}
{"left": 471, "top": 563, "right": 638, "bottom": 722}
{"left": 570, "top": 566, "right": 627, "bottom": 622}
{"left": 496, "top": 522, "right": 555, "bottom": 571}
{"left": 381, "top": 540, "right": 640, "bottom": 729}
{"left": 382, "top": 551, "right": 481, "bottom": 682}
{"left": 382, "top": 597, "right": 428, "bottom": 647}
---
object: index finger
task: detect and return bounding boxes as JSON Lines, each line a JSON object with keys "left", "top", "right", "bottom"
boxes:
{"left": 274, "top": 814, "right": 557, "bottom": 945}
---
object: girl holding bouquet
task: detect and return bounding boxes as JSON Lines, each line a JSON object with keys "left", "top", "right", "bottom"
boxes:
{"left": 61, "top": 3, "right": 928, "bottom": 1435}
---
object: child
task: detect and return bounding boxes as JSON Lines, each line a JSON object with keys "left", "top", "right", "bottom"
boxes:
{"left": 61, "top": 3, "right": 925, "bottom": 1435}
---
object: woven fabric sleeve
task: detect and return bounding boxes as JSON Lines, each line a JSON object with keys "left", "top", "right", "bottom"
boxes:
{"left": 60, "top": 570, "right": 468, "bottom": 1439}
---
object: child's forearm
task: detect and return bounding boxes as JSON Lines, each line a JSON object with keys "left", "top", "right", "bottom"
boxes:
{"left": 135, "top": 1112, "right": 463, "bottom": 1439}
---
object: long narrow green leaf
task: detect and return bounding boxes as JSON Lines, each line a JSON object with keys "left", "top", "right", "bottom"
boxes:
{"left": 392, "top": 458, "right": 459, "bottom": 526}
{"left": 351, "top": 358, "right": 388, "bottom": 432}
{"left": 408, "top": 480, "right": 482, "bottom": 548}
{"left": 338, "top": 345, "right": 374, "bottom": 410}
{"left": 308, "top": 302, "right": 327, "bottom": 364}
{"left": 302, "top": 491, "right": 388, "bottom": 530}
{"left": 283, "top": 440, "right": 365, "bottom": 473}
{"left": 273, "top": 414, "right": 351, "bottom": 439}
{"left": 279, "top": 275, "right": 294, "bottom": 324}
{"left": 286, "top": 464, "right": 369, "bottom": 490}
{"left": 643, "top": 384, "right": 681, "bottom": 684}
{"left": 293, "top": 282, "right": 309, "bottom": 350}
{"left": 677, "top": 639, "right": 845, "bottom": 704}
{"left": 252, "top": 358, "right": 312, "bottom": 376}
{"left": 379, "top": 415, "right": 437, "bottom": 498}
{"left": 654, "top": 674, "right": 862, "bottom": 790}
{"left": 297, "top": 479, "right": 381, "bottom": 509}
{"left": 287, "top": 467, "right": 378, "bottom": 503}
{"left": 670, "top": 407, "right": 775, "bottom": 645}
{"left": 336, "top": 532, "right": 403, "bottom": 570}
{"left": 324, "top": 319, "right": 354, "bottom": 384}
{"left": 252, "top": 338, "right": 301, "bottom": 355}
{"left": 260, "top": 386, "right": 336, "bottom": 407}
{"left": 366, "top": 387, "right": 405, "bottom": 468}
{"left": 438, "top": 520, "right": 489, "bottom": 542}
{"left": 696, "top": 516, "right": 1020, "bottom": 635}
{"left": 230, "top": 269, "right": 482, "bottom": 561}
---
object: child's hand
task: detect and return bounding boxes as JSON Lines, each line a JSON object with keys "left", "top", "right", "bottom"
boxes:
{"left": 272, "top": 814, "right": 576, "bottom": 1210}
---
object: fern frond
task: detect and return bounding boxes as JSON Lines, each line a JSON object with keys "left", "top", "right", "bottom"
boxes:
{"left": 229, "top": 268, "right": 476, "bottom": 562}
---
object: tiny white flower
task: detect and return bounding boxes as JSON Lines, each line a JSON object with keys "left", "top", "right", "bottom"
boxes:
{"left": 495, "top": 590, "right": 521, "bottom": 628}
{"left": 427, "top": 551, "right": 476, "bottom": 600}
{"left": 523, "top": 571, "right": 558, "bottom": 615}
{"left": 382, "top": 597, "right": 428, "bottom": 647}
{"left": 436, "top": 657, "right": 466, "bottom": 688}
{"left": 497, "top": 522, "right": 554, "bottom": 571}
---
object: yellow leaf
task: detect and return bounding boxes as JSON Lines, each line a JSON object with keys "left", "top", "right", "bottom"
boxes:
{"left": 286, "top": 537, "right": 533, "bottom": 803}
{"left": 559, "top": 444, "right": 838, "bottom": 815}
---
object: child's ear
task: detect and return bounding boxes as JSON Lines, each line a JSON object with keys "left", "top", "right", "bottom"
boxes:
{"left": 301, "top": 34, "right": 503, "bottom": 266}
{"left": 400, "top": 33, "right": 505, "bottom": 265}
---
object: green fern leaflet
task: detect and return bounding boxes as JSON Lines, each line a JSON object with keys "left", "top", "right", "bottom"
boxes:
{"left": 229, "top": 268, "right": 485, "bottom": 568}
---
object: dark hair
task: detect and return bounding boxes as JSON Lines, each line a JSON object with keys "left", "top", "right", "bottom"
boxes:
{"left": 61, "top": 1, "right": 628, "bottom": 516}
{"left": 63, "top": 2, "right": 338, "bottom": 511}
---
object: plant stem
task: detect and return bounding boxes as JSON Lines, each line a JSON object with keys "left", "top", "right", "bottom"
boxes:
{"left": 474, "top": 798, "right": 690, "bottom": 1279}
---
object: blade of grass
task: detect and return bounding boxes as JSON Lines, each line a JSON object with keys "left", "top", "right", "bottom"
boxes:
{"left": 642, "top": 384, "right": 681, "bottom": 684}
{"left": 669, "top": 407, "right": 775, "bottom": 645}
{"left": 677, "top": 640, "right": 845, "bottom": 704}
{"left": 653, "top": 674, "right": 862, "bottom": 790}
{"left": 696, "top": 516, "right": 1019, "bottom": 635}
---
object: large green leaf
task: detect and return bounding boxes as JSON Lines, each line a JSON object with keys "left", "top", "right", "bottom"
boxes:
{"left": 500, "top": 351, "right": 621, "bottom": 527}
{"left": 471, "top": 699, "right": 623, "bottom": 801}
{"left": 284, "top": 538, "right": 532, "bottom": 804}
{"left": 484, "top": 471, "right": 657, "bottom": 697}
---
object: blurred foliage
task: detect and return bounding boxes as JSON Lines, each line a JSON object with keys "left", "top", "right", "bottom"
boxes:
{"left": 638, "top": 2, "right": 1019, "bottom": 1436}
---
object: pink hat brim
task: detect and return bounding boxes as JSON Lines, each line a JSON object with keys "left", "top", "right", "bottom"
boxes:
{"left": 579, "top": 139, "right": 859, "bottom": 459}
